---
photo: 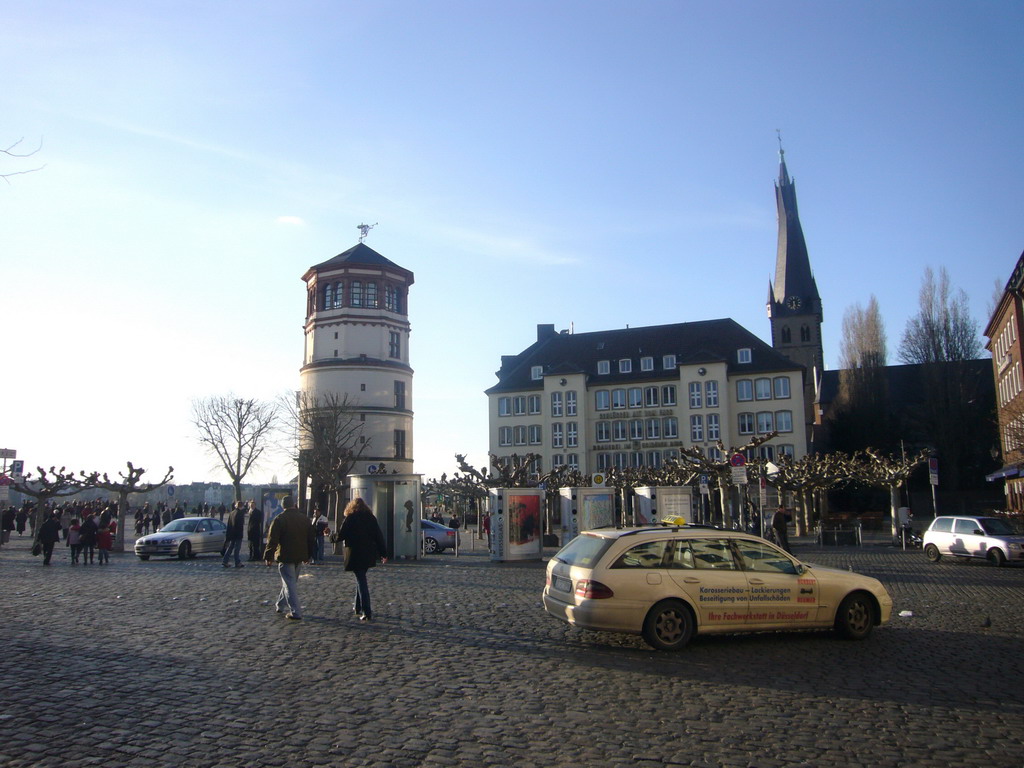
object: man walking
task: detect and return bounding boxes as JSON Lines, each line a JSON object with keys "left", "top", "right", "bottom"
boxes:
{"left": 246, "top": 500, "right": 264, "bottom": 562}
{"left": 263, "top": 496, "right": 315, "bottom": 620}
{"left": 222, "top": 501, "right": 246, "bottom": 569}
{"left": 38, "top": 510, "right": 63, "bottom": 566}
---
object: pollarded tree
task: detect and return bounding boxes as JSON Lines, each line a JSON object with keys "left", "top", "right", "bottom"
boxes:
{"left": 82, "top": 463, "right": 173, "bottom": 552}
{"left": 192, "top": 395, "right": 279, "bottom": 503}
{"left": 854, "top": 448, "right": 929, "bottom": 538}
{"left": 9, "top": 467, "right": 87, "bottom": 542}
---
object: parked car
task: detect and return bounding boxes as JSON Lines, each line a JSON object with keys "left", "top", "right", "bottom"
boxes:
{"left": 922, "top": 515, "right": 1024, "bottom": 567}
{"left": 134, "top": 517, "right": 227, "bottom": 560}
{"left": 543, "top": 525, "right": 893, "bottom": 651}
{"left": 421, "top": 519, "right": 458, "bottom": 553}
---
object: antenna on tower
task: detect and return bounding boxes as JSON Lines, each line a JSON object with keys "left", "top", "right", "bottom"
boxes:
{"left": 357, "top": 222, "right": 378, "bottom": 242}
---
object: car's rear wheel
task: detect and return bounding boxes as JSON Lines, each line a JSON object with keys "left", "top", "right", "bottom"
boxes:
{"left": 642, "top": 599, "right": 694, "bottom": 651}
{"left": 178, "top": 541, "right": 191, "bottom": 560}
{"left": 138, "top": 555, "right": 150, "bottom": 561}
{"left": 924, "top": 544, "right": 941, "bottom": 562}
{"left": 988, "top": 548, "right": 1006, "bottom": 567}
{"left": 423, "top": 537, "right": 439, "bottom": 554}
{"left": 835, "top": 592, "right": 875, "bottom": 640}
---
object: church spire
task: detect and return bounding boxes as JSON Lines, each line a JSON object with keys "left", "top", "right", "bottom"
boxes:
{"left": 771, "top": 143, "right": 821, "bottom": 319}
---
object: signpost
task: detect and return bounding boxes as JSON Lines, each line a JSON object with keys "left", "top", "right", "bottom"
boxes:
{"left": 929, "top": 457, "right": 939, "bottom": 515}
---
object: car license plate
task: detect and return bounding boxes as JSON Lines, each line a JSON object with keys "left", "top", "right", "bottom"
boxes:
{"left": 553, "top": 576, "right": 572, "bottom": 593}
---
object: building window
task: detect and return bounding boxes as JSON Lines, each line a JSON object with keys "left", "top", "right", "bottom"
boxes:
{"left": 630, "top": 452, "right": 644, "bottom": 469}
{"left": 630, "top": 419, "right": 644, "bottom": 440}
{"left": 597, "top": 453, "right": 611, "bottom": 471}
{"left": 644, "top": 386, "right": 659, "bottom": 407}
{"left": 690, "top": 415, "right": 704, "bottom": 442}
{"left": 333, "top": 282, "right": 344, "bottom": 307}
{"left": 531, "top": 365, "right": 543, "bottom": 381}
{"left": 567, "top": 422, "right": 578, "bottom": 447}
{"left": 628, "top": 387, "right": 643, "bottom": 408}
{"left": 778, "top": 444, "right": 795, "bottom": 457}
{"left": 385, "top": 285, "right": 397, "bottom": 311}
{"left": 781, "top": 326, "right": 791, "bottom": 344}
{"left": 394, "top": 429, "right": 406, "bottom": 459}
{"left": 738, "top": 412, "right": 754, "bottom": 434}
{"left": 705, "top": 380, "right": 719, "bottom": 407}
{"left": 759, "top": 445, "right": 775, "bottom": 461}
{"left": 613, "top": 453, "right": 628, "bottom": 470}
{"left": 646, "top": 418, "right": 660, "bottom": 439}
{"left": 773, "top": 377, "right": 791, "bottom": 399}
{"left": 646, "top": 451, "right": 662, "bottom": 469}
{"left": 394, "top": 381, "right": 406, "bottom": 410}
{"left": 513, "top": 396, "right": 526, "bottom": 415}
{"left": 552, "top": 454, "right": 565, "bottom": 468}
{"left": 566, "top": 391, "right": 577, "bottom": 416}
{"left": 550, "top": 423, "right": 562, "bottom": 448}
{"left": 757, "top": 411, "right": 774, "bottom": 433}
{"left": 389, "top": 332, "right": 401, "bottom": 359}
{"left": 596, "top": 422, "right": 611, "bottom": 442}
{"left": 498, "top": 397, "right": 511, "bottom": 417}
{"left": 530, "top": 456, "right": 542, "bottom": 475}
{"left": 612, "top": 389, "right": 626, "bottom": 409}
{"left": 596, "top": 391, "right": 610, "bottom": 411}
{"left": 707, "top": 413, "right": 720, "bottom": 441}
{"left": 366, "top": 281, "right": 378, "bottom": 308}
{"left": 514, "top": 426, "right": 527, "bottom": 445}
{"left": 528, "top": 395, "right": 541, "bottom": 415}
{"left": 351, "top": 281, "right": 363, "bottom": 307}
{"left": 663, "top": 417, "right": 678, "bottom": 438}
{"left": 689, "top": 382, "right": 702, "bottom": 408}
{"left": 663, "top": 354, "right": 677, "bottom": 370}
{"left": 598, "top": 360, "right": 610, "bottom": 375}
{"left": 551, "top": 392, "right": 563, "bottom": 417}
{"left": 737, "top": 379, "right": 753, "bottom": 401}
{"left": 775, "top": 410, "right": 793, "bottom": 432}
{"left": 641, "top": 356, "right": 654, "bottom": 371}
{"left": 800, "top": 325, "right": 811, "bottom": 342}
{"left": 567, "top": 454, "right": 579, "bottom": 470}
{"left": 737, "top": 348, "right": 752, "bottom": 364}
{"left": 528, "top": 425, "right": 542, "bottom": 445}
{"left": 619, "top": 359, "right": 632, "bottom": 373}
{"left": 613, "top": 420, "right": 628, "bottom": 441}
{"left": 323, "top": 283, "right": 334, "bottom": 309}
{"left": 755, "top": 378, "right": 772, "bottom": 400}
{"left": 498, "top": 426, "right": 512, "bottom": 446}
{"left": 662, "top": 385, "right": 677, "bottom": 406}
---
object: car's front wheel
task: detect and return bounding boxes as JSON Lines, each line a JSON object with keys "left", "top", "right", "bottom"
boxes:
{"left": 835, "top": 592, "right": 876, "bottom": 640}
{"left": 178, "top": 541, "right": 191, "bottom": 560}
{"left": 924, "top": 544, "right": 941, "bottom": 562}
{"left": 642, "top": 599, "right": 694, "bottom": 651}
{"left": 138, "top": 555, "right": 150, "bottom": 561}
{"left": 423, "top": 537, "right": 439, "bottom": 554}
{"left": 988, "top": 548, "right": 1006, "bottom": 567}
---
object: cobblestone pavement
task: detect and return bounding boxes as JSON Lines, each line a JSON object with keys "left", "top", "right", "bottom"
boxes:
{"left": 1, "top": 531, "right": 1022, "bottom": 768}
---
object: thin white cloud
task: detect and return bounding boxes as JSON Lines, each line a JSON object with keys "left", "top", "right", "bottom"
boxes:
{"left": 276, "top": 215, "right": 305, "bottom": 226}
{"left": 434, "top": 224, "right": 582, "bottom": 266}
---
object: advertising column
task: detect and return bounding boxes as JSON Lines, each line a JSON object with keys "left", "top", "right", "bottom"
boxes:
{"left": 488, "top": 488, "right": 544, "bottom": 562}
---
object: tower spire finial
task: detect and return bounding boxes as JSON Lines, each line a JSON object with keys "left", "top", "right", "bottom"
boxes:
{"left": 357, "top": 222, "right": 378, "bottom": 243}
{"left": 776, "top": 128, "right": 784, "bottom": 160}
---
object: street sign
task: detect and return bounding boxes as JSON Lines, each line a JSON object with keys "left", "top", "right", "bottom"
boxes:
{"left": 0, "top": 449, "right": 16, "bottom": 460}
{"left": 167, "top": 485, "right": 175, "bottom": 496}
{"left": 731, "top": 466, "right": 748, "bottom": 485}
{"left": 10, "top": 460, "right": 24, "bottom": 479}
{"left": 592, "top": 473, "right": 607, "bottom": 487}
{"left": 730, "top": 453, "right": 746, "bottom": 468}
{"left": 929, "top": 458, "right": 939, "bottom": 487}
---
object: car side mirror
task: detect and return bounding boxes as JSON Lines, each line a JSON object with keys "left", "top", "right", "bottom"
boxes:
{"left": 794, "top": 562, "right": 806, "bottom": 575}
{"left": 973, "top": 529, "right": 984, "bottom": 536}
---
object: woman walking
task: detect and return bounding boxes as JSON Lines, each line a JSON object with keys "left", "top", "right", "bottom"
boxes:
{"left": 338, "top": 498, "right": 387, "bottom": 622}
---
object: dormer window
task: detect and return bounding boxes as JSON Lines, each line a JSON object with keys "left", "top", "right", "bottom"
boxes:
{"left": 619, "top": 359, "right": 632, "bottom": 373}
{"left": 663, "top": 354, "right": 677, "bottom": 370}
{"left": 737, "top": 348, "right": 752, "bottom": 364}
{"left": 531, "top": 365, "right": 543, "bottom": 381}
{"left": 640, "top": 356, "right": 654, "bottom": 371}
{"left": 598, "top": 360, "right": 610, "bottom": 375}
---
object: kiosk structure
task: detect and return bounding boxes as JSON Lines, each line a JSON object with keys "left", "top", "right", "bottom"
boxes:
{"left": 487, "top": 488, "right": 544, "bottom": 562}
{"left": 633, "top": 486, "right": 694, "bottom": 526}
{"left": 558, "top": 487, "right": 617, "bottom": 542}
{"left": 347, "top": 473, "right": 422, "bottom": 559}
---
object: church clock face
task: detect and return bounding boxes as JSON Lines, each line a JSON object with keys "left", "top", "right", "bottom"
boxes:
{"left": 786, "top": 295, "right": 802, "bottom": 310}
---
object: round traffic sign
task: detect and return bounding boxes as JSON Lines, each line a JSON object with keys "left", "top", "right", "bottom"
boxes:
{"left": 730, "top": 453, "right": 746, "bottom": 468}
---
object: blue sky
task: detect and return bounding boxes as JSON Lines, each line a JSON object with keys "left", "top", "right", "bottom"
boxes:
{"left": 2, "top": 1, "right": 1021, "bottom": 489}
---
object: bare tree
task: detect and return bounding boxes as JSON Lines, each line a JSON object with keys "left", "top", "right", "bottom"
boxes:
{"left": 9, "top": 467, "right": 87, "bottom": 542}
{"left": 899, "top": 266, "right": 980, "bottom": 364}
{"left": 192, "top": 395, "right": 279, "bottom": 502}
{"left": 2, "top": 137, "right": 45, "bottom": 182}
{"left": 82, "top": 463, "right": 173, "bottom": 553}
{"left": 285, "top": 391, "right": 368, "bottom": 518}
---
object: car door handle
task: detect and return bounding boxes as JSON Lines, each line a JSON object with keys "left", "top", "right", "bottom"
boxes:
{"left": 682, "top": 577, "right": 700, "bottom": 584}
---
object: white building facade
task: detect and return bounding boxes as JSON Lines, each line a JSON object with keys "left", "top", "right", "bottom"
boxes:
{"left": 300, "top": 243, "right": 415, "bottom": 475}
{"left": 486, "top": 320, "right": 807, "bottom": 477}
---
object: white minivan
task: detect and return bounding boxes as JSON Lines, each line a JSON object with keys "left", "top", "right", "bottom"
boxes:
{"left": 922, "top": 516, "right": 1024, "bottom": 567}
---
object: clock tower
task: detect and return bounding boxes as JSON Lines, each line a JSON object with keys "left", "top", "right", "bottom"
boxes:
{"left": 766, "top": 144, "right": 823, "bottom": 445}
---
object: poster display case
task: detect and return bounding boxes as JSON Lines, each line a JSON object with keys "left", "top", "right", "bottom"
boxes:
{"left": 633, "top": 486, "right": 693, "bottom": 525}
{"left": 487, "top": 488, "right": 544, "bottom": 562}
{"left": 558, "top": 487, "right": 617, "bottom": 541}
{"left": 347, "top": 474, "right": 422, "bottom": 559}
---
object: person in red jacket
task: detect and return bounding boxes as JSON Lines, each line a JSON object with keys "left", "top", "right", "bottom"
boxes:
{"left": 96, "top": 524, "right": 113, "bottom": 565}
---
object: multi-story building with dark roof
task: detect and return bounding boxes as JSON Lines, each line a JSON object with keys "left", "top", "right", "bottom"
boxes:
{"left": 486, "top": 319, "right": 807, "bottom": 477}
{"left": 300, "top": 242, "right": 415, "bottom": 478}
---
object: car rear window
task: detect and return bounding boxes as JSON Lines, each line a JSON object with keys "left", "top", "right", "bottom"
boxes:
{"left": 553, "top": 534, "right": 613, "bottom": 568}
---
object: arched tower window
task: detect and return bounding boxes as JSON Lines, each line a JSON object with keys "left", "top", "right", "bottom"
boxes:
{"left": 307, "top": 288, "right": 315, "bottom": 317}
{"left": 323, "top": 283, "right": 333, "bottom": 310}
{"left": 334, "top": 281, "right": 344, "bottom": 308}
{"left": 800, "top": 325, "right": 811, "bottom": 343}
{"left": 781, "top": 326, "right": 791, "bottom": 344}
{"left": 351, "top": 281, "right": 363, "bottom": 307}
{"left": 385, "top": 285, "right": 397, "bottom": 311}
{"left": 366, "top": 281, "right": 378, "bottom": 308}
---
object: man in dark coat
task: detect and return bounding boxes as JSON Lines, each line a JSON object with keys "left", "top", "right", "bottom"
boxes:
{"left": 246, "top": 500, "right": 264, "bottom": 562}
{"left": 222, "top": 502, "right": 246, "bottom": 568}
{"left": 38, "top": 511, "right": 63, "bottom": 565}
{"left": 338, "top": 497, "right": 388, "bottom": 622}
{"left": 263, "top": 496, "right": 315, "bottom": 620}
